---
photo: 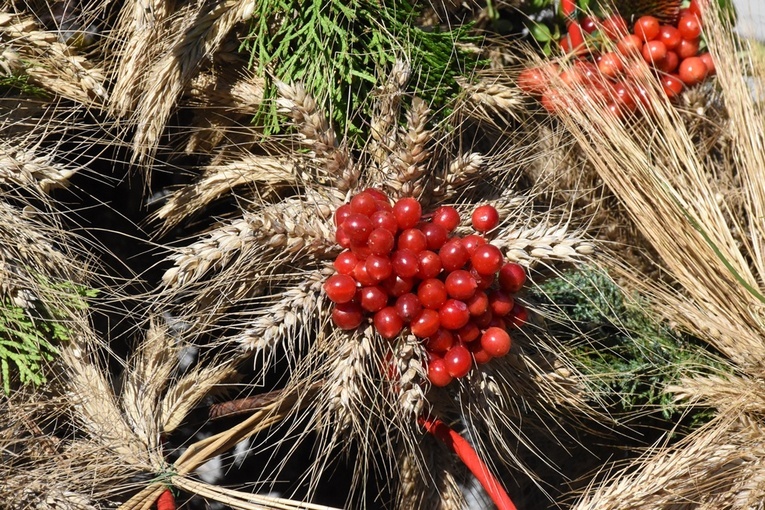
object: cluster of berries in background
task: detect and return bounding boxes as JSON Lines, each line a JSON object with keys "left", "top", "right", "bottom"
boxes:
{"left": 519, "top": 0, "right": 714, "bottom": 118}
{"left": 323, "top": 189, "right": 528, "bottom": 387}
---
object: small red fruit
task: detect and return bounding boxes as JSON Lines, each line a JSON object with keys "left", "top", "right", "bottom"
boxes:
{"left": 411, "top": 309, "right": 441, "bottom": 338}
{"left": 444, "top": 344, "right": 472, "bottom": 378}
{"left": 392, "top": 197, "right": 422, "bottom": 230}
{"left": 480, "top": 327, "right": 512, "bottom": 357}
{"left": 508, "top": 303, "right": 528, "bottom": 327}
{"left": 597, "top": 52, "right": 624, "bottom": 79}
{"left": 678, "top": 56, "right": 708, "bottom": 86}
{"left": 462, "top": 234, "right": 487, "bottom": 255}
{"left": 360, "top": 285, "right": 388, "bottom": 312}
{"left": 367, "top": 228, "right": 395, "bottom": 255}
{"left": 601, "top": 14, "right": 628, "bottom": 40}
{"left": 398, "top": 228, "right": 428, "bottom": 253}
{"left": 324, "top": 274, "right": 358, "bottom": 304}
{"left": 677, "top": 15, "right": 702, "bottom": 40}
{"left": 617, "top": 34, "right": 643, "bottom": 56}
{"left": 455, "top": 321, "right": 480, "bottom": 343}
{"left": 332, "top": 302, "right": 364, "bottom": 330}
{"left": 418, "top": 278, "right": 448, "bottom": 310}
{"left": 417, "top": 250, "right": 442, "bottom": 280}
{"left": 365, "top": 254, "right": 393, "bottom": 282}
{"left": 395, "top": 293, "right": 422, "bottom": 322}
{"left": 656, "top": 51, "right": 679, "bottom": 74}
{"left": 699, "top": 52, "right": 715, "bottom": 75}
{"left": 580, "top": 15, "right": 599, "bottom": 34}
{"left": 660, "top": 74, "right": 684, "bottom": 98}
{"left": 642, "top": 40, "right": 668, "bottom": 64}
{"left": 426, "top": 329, "right": 454, "bottom": 353}
{"left": 658, "top": 25, "right": 681, "bottom": 50}
{"left": 471, "top": 205, "right": 500, "bottom": 233}
{"left": 517, "top": 67, "right": 550, "bottom": 96}
{"left": 498, "top": 262, "right": 526, "bottom": 293}
{"left": 370, "top": 210, "right": 398, "bottom": 234}
{"left": 334, "top": 204, "right": 352, "bottom": 227}
{"left": 432, "top": 206, "right": 461, "bottom": 232}
{"left": 467, "top": 341, "right": 493, "bottom": 365}
{"left": 420, "top": 222, "right": 449, "bottom": 251}
{"left": 677, "top": 38, "right": 700, "bottom": 59}
{"left": 363, "top": 188, "right": 389, "bottom": 202}
{"left": 333, "top": 250, "right": 359, "bottom": 275}
{"left": 439, "top": 238, "right": 470, "bottom": 272}
{"left": 350, "top": 192, "right": 378, "bottom": 216}
{"left": 374, "top": 306, "right": 404, "bottom": 339}
{"left": 342, "top": 213, "right": 374, "bottom": 243}
{"left": 391, "top": 249, "right": 419, "bottom": 278}
{"left": 633, "top": 16, "right": 660, "bottom": 41}
{"left": 470, "top": 244, "right": 503, "bottom": 276}
{"left": 381, "top": 274, "right": 414, "bottom": 297}
{"left": 488, "top": 290, "right": 514, "bottom": 317}
{"left": 444, "top": 270, "right": 478, "bottom": 300}
{"left": 438, "top": 299, "right": 471, "bottom": 330}
{"left": 466, "top": 291, "right": 489, "bottom": 316}
{"left": 427, "top": 357, "right": 453, "bottom": 387}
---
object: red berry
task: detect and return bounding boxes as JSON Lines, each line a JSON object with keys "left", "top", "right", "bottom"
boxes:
{"left": 332, "top": 302, "right": 364, "bottom": 330}
{"left": 418, "top": 278, "right": 448, "bottom": 310}
{"left": 334, "top": 204, "right": 352, "bottom": 227}
{"left": 342, "top": 213, "right": 373, "bottom": 243}
{"left": 333, "top": 250, "right": 359, "bottom": 275}
{"left": 601, "top": 14, "right": 628, "bottom": 40}
{"left": 439, "top": 238, "right": 470, "bottom": 272}
{"left": 658, "top": 25, "right": 682, "bottom": 50}
{"left": 432, "top": 206, "right": 461, "bottom": 232}
{"left": 335, "top": 227, "right": 351, "bottom": 248}
{"left": 398, "top": 228, "right": 428, "bottom": 253}
{"left": 374, "top": 306, "right": 404, "bottom": 339}
{"left": 642, "top": 40, "right": 668, "bottom": 64}
{"left": 678, "top": 56, "right": 708, "bottom": 86}
{"left": 426, "top": 328, "right": 454, "bottom": 353}
{"left": 660, "top": 74, "right": 684, "bottom": 98}
{"left": 427, "top": 357, "right": 453, "bottom": 387}
{"left": 411, "top": 309, "right": 441, "bottom": 338}
{"left": 689, "top": 0, "right": 704, "bottom": 18}
{"left": 597, "top": 52, "right": 624, "bottom": 79}
{"left": 365, "top": 254, "right": 393, "bottom": 282}
{"left": 474, "top": 310, "right": 493, "bottom": 329}
{"left": 677, "top": 15, "right": 701, "bottom": 40}
{"left": 444, "top": 270, "right": 478, "bottom": 300}
{"left": 395, "top": 293, "right": 422, "bottom": 322}
{"left": 367, "top": 228, "right": 395, "bottom": 255}
{"left": 470, "top": 267, "right": 496, "bottom": 290}
{"left": 466, "top": 291, "right": 489, "bottom": 316}
{"left": 509, "top": 303, "right": 528, "bottom": 327}
{"left": 699, "top": 52, "right": 715, "bottom": 75}
{"left": 370, "top": 210, "right": 398, "bottom": 234}
{"left": 487, "top": 315, "right": 506, "bottom": 331}
{"left": 323, "top": 274, "right": 358, "bottom": 304}
{"left": 498, "top": 262, "right": 526, "bottom": 293}
{"left": 617, "top": 34, "right": 643, "bottom": 56}
{"left": 350, "top": 240, "right": 372, "bottom": 259}
{"left": 488, "top": 290, "right": 514, "bottom": 316}
{"left": 580, "top": 15, "right": 599, "bottom": 34}
{"left": 609, "top": 81, "right": 638, "bottom": 112}
{"left": 677, "top": 38, "right": 700, "bottom": 59}
{"left": 420, "top": 223, "right": 449, "bottom": 251}
{"left": 360, "top": 285, "right": 388, "bottom": 312}
{"left": 353, "top": 260, "right": 377, "bottom": 286}
{"left": 363, "top": 188, "right": 389, "bottom": 202}
{"left": 382, "top": 274, "right": 414, "bottom": 297}
{"left": 392, "top": 197, "right": 422, "bottom": 230}
{"left": 350, "top": 192, "right": 378, "bottom": 216}
{"left": 455, "top": 321, "right": 480, "bottom": 343}
{"left": 471, "top": 205, "right": 499, "bottom": 233}
{"left": 392, "top": 249, "right": 419, "bottom": 278}
{"left": 470, "top": 244, "right": 503, "bottom": 276}
{"left": 656, "top": 51, "right": 680, "bottom": 73}
{"left": 633, "top": 16, "right": 660, "bottom": 41}
{"left": 444, "top": 344, "right": 472, "bottom": 378}
{"left": 480, "top": 327, "right": 512, "bottom": 357}
{"left": 462, "top": 234, "right": 487, "bottom": 255}
{"left": 467, "top": 341, "right": 493, "bottom": 365}
{"left": 417, "top": 250, "right": 442, "bottom": 280}
{"left": 438, "top": 299, "right": 470, "bottom": 330}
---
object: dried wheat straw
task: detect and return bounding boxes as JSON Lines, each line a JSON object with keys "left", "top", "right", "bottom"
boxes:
{"left": 130, "top": 0, "right": 258, "bottom": 164}
{"left": 369, "top": 60, "right": 411, "bottom": 167}
{"left": 0, "top": 139, "right": 79, "bottom": 193}
{"left": 186, "top": 71, "right": 266, "bottom": 114}
{"left": 161, "top": 363, "right": 237, "bottom": 433}
{"left": 0, "top": 12, "right": 106, "bottom": 104}
{"left": 459, "top": 76, "right": 525, "bottom": 124}
{"left": 392, "top": 334, "right": 428, "bottom": 420}
{"left": 431, "top": 152, "right": 485, "bottom": 202}
{"left": 155, "top": 155, "right": 296, "bottom": 229}
{"left": 494, "top": 221, "right": 595, "bottom": 266}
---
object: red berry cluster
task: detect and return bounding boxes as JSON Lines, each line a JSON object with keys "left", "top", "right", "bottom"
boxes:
{"left": 519, "top": 0, "right": 714, "bottom": 118}
{"left": 323, "top": 189, "right": 528, "bottom": 387}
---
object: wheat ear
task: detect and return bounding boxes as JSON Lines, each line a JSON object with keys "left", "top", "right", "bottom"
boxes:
{"left": 380, "top": 97, "right": 432, "bottom": 199}
{"left": 0, "top": 139, "right": 79, "bottom": 193}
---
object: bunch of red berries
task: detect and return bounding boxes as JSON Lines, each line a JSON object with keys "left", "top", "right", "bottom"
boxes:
{"left": 323, "top": 188, "right": 528, "bottom": 387}
{"left": 519, "top": 0, "right": 713, "bottom": 118}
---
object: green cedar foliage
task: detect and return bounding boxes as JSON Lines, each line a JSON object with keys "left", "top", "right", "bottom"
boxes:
{"left": 239, "top": 0, "right": 484, "bottom": 140}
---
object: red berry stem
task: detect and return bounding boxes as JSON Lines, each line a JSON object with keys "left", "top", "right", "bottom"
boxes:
{"left": 418, "top": 415, "right": 518, "bottom": 510}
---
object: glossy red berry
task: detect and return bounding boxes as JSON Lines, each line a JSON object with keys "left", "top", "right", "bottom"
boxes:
{"left": 467, "top": 341, "right": 493, "bottom": 365}
{"left": 633, "top": 16, "right": 660, "bottom": 41}
{"left": 365, "top": 254, "right": 393, "bottom": 282}
{"left": 426, "top": 328, "right": 454, "bottom": 353}
{"left": 382, "top": 274, "right": 414, "bottom": 297}
{"left": 332, "top": 302, "right": 364, "bottom": 330}
{"left": 334, "top": 204, "right": 352, "bottom": 227}
{"left": 444, "top": 344, "right": 472, "bottom": 378}
{"left": 392, "top": 197, "right": 422, "bottom": 230}
{"left": 418, "top": 278, "right": 448, "bottom": 310}
{"left": 658, "top": 25, "right": 682, "bottom": 50}
{"left": 488, "top": 290, "right": 514, "bottom": 317}
{"left": 391, "top": 249, "right": 419, "bottom": 278}
{"left": 411, "top": 309, "right": 441, "bottom": 338}
{"left": 677, "top": 37, "right": 700, "bottom": 59}
{"left": 462, "top": 234, "right": 487, "bottom": 255}
{"left": 395, "top": 293, "right": 422, "bottom": 322}
{"left": 602, "top": 14, "right": 628, "bottom": 40}
{"left": 335, "top": 227, "right": 351, "bottom": 248}
{"left": 398, "top": 228, "right": 428, "bottom": 253}
{"left": 363, "top": 188, "right": 389, "bottom": 202}
{"left": 699, "top": 52, "right": 715, "bottom": 75}
{"left": 333, "top": 250, "right": 358, "bottom": 275}
{"left": 417, "top": 250, "right": 442, "bottom": 280}
{"left": 677, "top": 15, "right": 701, "bottom": 40}
{"left": 350, "top": 192, "right": 378, "bottom": 216}
{"left": 350, "top": 240, "right": 371, "bottom": 260}
{"left": 370, "top": 210, "right": 398, "bottom": 234}
{"left": 439, "top": 238, "right": 470, "bottom": 272}
{"left": 427, "top": 357, "right": 453, "bottom": 387}
{"left": 617, "top": 34, "right": 643, "bottom": 56}
{"left": 466, "top": 291, "right": 489, "bottom": 316}
{"left": 323, "top": 274, "right": 357, "bottom": 304}
{"left": 438, "top": 299, "right": 471, "bottom": 330}
{"left": 474, "top": 310, "right": 493, "bottom": 329}
{"left": 353, "top": 260, "right": 377, "bottom": 286}
{"left": 678, "top": 56, "right": 708, "bottom": 86}
{"left": 498, "top": 262, "right": 526, "bottom": 293}
{"left": 642, "top": 40, "right": 668, "bottom": 64}
{"left": 580, "top": 15, "right": 599, "bottom": 34}
{"left": 444, "top": 270, "right": 478, "bottom": 300}
{"left": 367, "top": 228, "right": 395, "bottom": 255}
{"left": 420, "top": 223, "right": 449, "bottom": 251}
{"left": 374, "top": 306, "right": 404, "bottom": 339}
{"left": 342, "top": 213, "right": 373, "bottom": 243}
{"left": 660, "top": 74, "right": 684, "bottom": 98}
{"left": 360, "top": 285, "right": 388, "bottom": 312}
{"left": 470, "top": 267, "right": 496, "bottom": 291}
{"left": 471, "top": 205, "right": 499, "bottom": 233}
{"left": 432, "top": 206, "right": 461, "bottom": 232}
{"left": 470, "top": 244, "right": 503, "bottom": 275}
{"left": 455, "top": 322, "right": 480, "bottom": 343}
{"left": 480, "top": 327, "right": 512, "bottom": 357}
